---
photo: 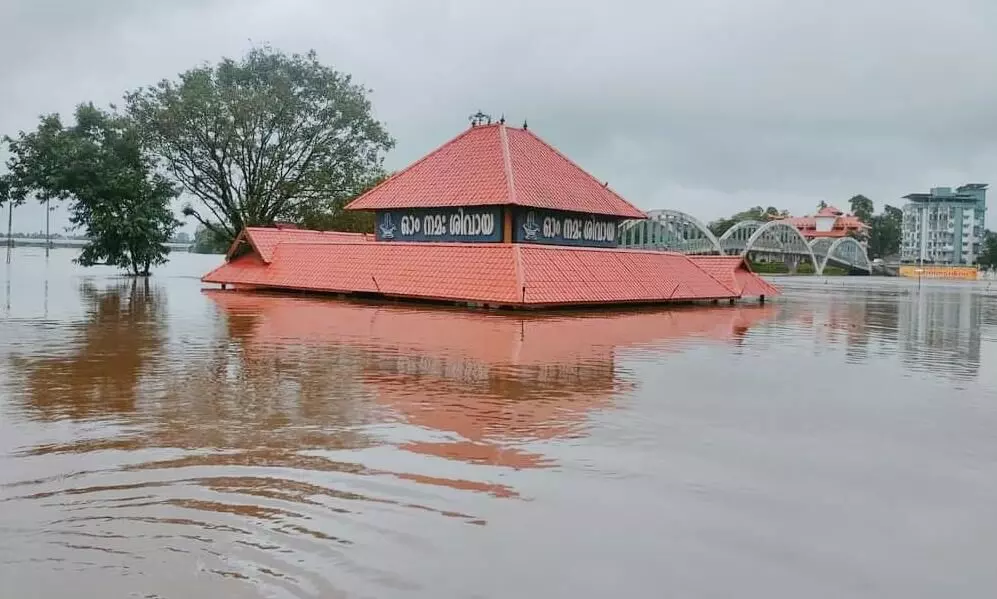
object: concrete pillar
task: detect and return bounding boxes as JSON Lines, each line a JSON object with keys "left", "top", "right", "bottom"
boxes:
{"left": 785, "top": 255, "right": 800, "bottom": 275}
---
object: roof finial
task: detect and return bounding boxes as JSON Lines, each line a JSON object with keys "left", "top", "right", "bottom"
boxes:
{"left": 469, "top": 111, "right": 492, "bottom": 127}
{"left": 499, "top": 114, "right": 506, "bottom": 125}
{"left": 522, "top": 119, "right": 528, "bottom": 130}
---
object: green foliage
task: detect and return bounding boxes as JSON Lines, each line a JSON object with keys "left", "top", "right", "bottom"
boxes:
{"left": 979, "top": 230, "right": 997, "bottom": 269}
{"left": 848, "top": 194, "right": 874, "bottom": 223}
{"left": 0, "top": 175, "right": 12, "bottom": 207}
{"left": 708, "top": 206, "right": 788, "bottom": 236}
{"left": 192, "top": 225, "right": 230, "bottom": 254}
{"left": 126, "top": 46, "right": 394, "bottom": 245}
{"left": 747, "top": 261, "right": 789, "bottom": 274}
{"left": 4, "top": 104, "right": 179, "bottom": 276}
{"left": 297, "top": 171, "right": 390, "bottom": 233}
{"left": 749, "top": 260, "right": 846, "bottom": 276}
{"left": 867, "top": 204, "right": 902, "bottom": 259}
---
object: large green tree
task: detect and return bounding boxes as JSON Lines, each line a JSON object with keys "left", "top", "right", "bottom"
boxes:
{"left": 4, "top": 104, "right": 179, "bottom": 276}
{"left": 979, "top": 230, "right": 997, "bottom": 269}
{"left": 867, "top": 204, "right": 902, "bottom": 259}
{"left": 848, "top": 194, "right": 875, "bottom": 223}
{"left": 126, "top": 46, "right": 395, "bottom": 245}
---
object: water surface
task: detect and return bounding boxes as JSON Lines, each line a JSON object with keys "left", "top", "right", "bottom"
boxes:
{"left": 2, "top": 248, "right": 997, "bottom": 598}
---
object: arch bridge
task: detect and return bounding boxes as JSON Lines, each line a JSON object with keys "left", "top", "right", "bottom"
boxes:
{"left": 618, "top": 210, "right": 871, "bottom": 275}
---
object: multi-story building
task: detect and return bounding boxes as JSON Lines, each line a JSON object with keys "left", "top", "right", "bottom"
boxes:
{"left": 900, "top": 184, "right": 987, "bottom": 265}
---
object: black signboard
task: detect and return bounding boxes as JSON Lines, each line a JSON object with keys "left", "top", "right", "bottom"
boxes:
{"left": 512, "top": 208, "right": 620, "bottom": 248}
{"left": 374, "top": 207, "right": 503, "bottom": 243}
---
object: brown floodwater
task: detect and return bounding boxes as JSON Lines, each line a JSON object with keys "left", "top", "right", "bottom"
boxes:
{"left": 2, "top": 247, "right": 997, "bottom": 598}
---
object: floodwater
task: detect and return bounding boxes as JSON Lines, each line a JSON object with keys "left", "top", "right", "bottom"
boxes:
{"left": 2, "top": 248, "right": 997, "bottom": 599}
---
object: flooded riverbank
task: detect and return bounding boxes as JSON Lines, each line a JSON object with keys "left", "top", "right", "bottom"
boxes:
{"left": 2, "top": 248, "right": 997, "bottom": 598}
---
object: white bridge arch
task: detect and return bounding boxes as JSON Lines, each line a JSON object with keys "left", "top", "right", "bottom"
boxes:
{"left": 809, "top": 236, "right": 872, "bottom": 273}
{"left": 718, "top": 220, "right": 765, "bottom": 254}
{"left": 740, "top": 221, "right": 820, "bottom": 273}
{"left": 620, "top": 210, "right": 872, "bottom": 275}
{"left": 618, "top": 209, "right": 723, "bottom": 254}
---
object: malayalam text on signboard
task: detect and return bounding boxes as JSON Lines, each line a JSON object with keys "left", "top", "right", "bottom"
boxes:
{"left": 512, "top": 208, "right": 619, "bottom": 248}
{"left": 375, "top": 207, "right": 503, "bottom": 243}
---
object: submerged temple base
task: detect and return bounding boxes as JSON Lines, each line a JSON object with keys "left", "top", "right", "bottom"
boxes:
{"left": 201, "top": 227, "right": 779, "bottom": 309}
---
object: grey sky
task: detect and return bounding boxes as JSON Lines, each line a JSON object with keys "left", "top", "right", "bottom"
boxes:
{"left": 3, "top": 0, "right": 997, "bottom": 234}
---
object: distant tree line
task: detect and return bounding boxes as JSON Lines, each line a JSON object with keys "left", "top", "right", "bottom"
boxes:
{"left": 0, "top": 46, "right": 393, "bottom": 274}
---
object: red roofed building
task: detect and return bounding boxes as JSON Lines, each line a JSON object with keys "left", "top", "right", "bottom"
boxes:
{"left": 203, "top": 120, "right": 778, "bottom": 308}
{"left": 781, "top": 205, "right": 868, "bottom": 240}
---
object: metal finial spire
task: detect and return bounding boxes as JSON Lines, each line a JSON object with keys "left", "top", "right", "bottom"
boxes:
{"left": 499, "top": 114, "right": 506, "bottom": 125}
{"left": 522, "top": 119, "right": 528, "bottom": 130}
{"left": 469, "top": 111, "right": 492, "bottom": 127}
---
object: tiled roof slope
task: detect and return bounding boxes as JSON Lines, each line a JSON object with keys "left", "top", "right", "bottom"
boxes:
{"left": 689, "top": 256, "right": 780, "bottom": 298}
{"left": 517, "top": 246, "right": 736, "bottom": 303}
{"left": 206, "top": 242, "right": 522, "bottom": 304}
{"left": 346, "top": 124, "right": 646, "bottom": 219}
{"left": 203, "top": 238, "right": 779, "bottom": 306}
{"left": 233, "top": 227, "right": 372, "bottom": 263}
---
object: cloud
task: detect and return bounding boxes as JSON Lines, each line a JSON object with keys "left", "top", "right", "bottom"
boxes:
{"left": 3, "top": 0, "right": 997, "bottom": 234}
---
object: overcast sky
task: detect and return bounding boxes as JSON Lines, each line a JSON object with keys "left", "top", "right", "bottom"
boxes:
{"left": 3, "top": 0, "right": 997, "bottom": 234}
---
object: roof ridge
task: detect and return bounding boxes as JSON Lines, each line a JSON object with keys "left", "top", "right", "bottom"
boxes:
{"left": 510, "top": 127, "right": 646, "bottom": 218}
{"left": 345, "top": 125, "right": 487, "bottom": 211}
{"left": 688, "top": 254, "right": 741, "bottom": 296}
{"left": 499, "top": 125, "right": 518, "bottom": 206}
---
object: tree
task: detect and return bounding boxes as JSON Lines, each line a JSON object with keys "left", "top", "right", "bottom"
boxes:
{"left": 126, "top": 46, "right": 395, "bottom": 245}
{"left": 191, "top": 224, "right": 230, "bottom": 254}
{"left": 4, "top": 104, "right": 179, "bottom": 276}
{"left": 708, "top": 205, "right": 789, "bottom": 237}
{"left": 849, "top": 194, "right": 874, "bottom": 223}
{"left": 979, "top": 230, "right": 997, "bottom": 269}
{"left": 297, "top": 171, "right": 392, "bottom": 233}
{"left": 867, "top": 204, "right": 902, "bottom": 259}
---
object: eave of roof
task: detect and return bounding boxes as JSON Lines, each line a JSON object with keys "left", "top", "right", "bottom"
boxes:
{"left": 202, "top": 231, "right": 778, "bottom": 306}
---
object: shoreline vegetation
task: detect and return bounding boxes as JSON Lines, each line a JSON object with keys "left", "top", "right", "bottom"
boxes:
{"left": 1, "top": 46, "right": 392, "bottom": 275}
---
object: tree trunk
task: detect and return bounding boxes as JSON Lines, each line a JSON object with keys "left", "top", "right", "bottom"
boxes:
{"left": 45, "top": 197, "right": 50, "bottom": 258}
{"left": 6, "top": 202, "right": 12, "bottom": 265}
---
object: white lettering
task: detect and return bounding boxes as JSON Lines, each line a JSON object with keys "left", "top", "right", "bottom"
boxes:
{"left": 424, "top": 214, "right": 447, "bottom": 236}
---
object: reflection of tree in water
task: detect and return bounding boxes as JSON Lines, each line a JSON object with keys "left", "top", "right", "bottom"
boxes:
{"left": 15, "top": 280, "right": 166, "bottom": 421}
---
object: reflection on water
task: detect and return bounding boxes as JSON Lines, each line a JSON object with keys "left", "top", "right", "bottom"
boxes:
{"left": 773, "top": 278, "right": 992, "bottom": 382}
{"left": 1, "top": 249, "right": 997, "bottom": 598}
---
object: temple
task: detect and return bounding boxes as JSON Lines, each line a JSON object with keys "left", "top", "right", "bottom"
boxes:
{"left": 202, "top": 121, "right": 778, "bottom": 308}
{"left": 781, "top": 205, "right": 867, "bottom": 240}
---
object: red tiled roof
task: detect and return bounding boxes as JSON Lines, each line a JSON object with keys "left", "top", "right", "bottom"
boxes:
{"left": 203, "top": 234, "right": 779, "bottom": 306}
{"left": 817, "top": 205, "right": 843, "bottom": 217}
{"left": 781, "top": 213, "right": 868, "bottom": 236}
{"left": 346, "top": 124, "right": 646, "bottom": 219}
{"left": 232, "top": 227, "right": 373, "bottom": 263}
{"left": 688, "top": 256, "right": 781, "bottom": 298}
{"left": 517, "top": 245, "right": 737, "bottom": 303}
